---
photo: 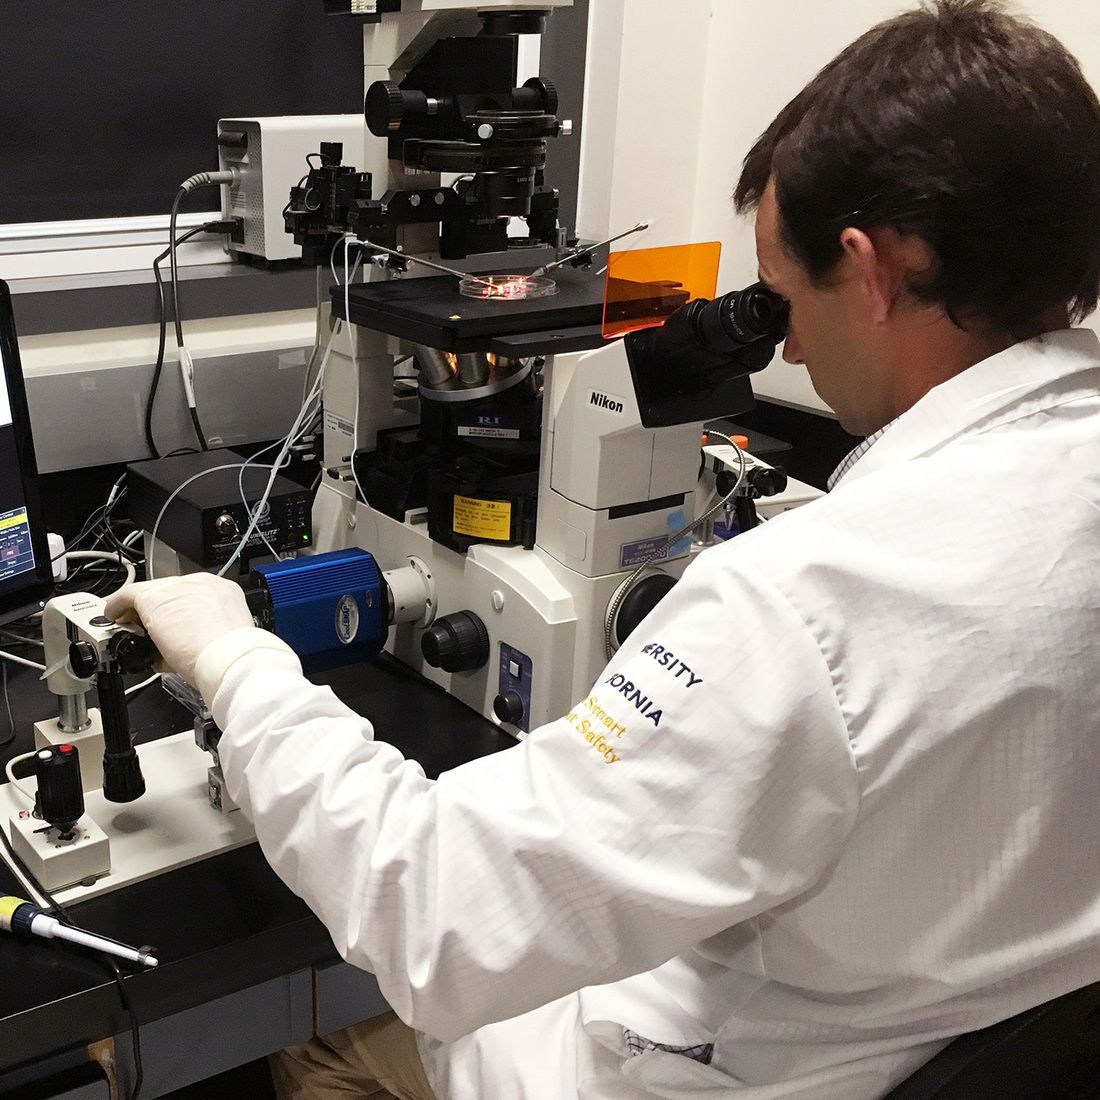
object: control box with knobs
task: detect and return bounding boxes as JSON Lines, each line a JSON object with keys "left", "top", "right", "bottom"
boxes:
{"left": 126, "top": 450, "right": 313, "bottom": 569}
{"left": 9, "top": 743, "right": 112, "bottom": 892}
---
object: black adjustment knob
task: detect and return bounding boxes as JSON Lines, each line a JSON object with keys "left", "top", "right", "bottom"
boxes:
{"left": 521, "top": 76, "right": 558, "bottom": 116}
{"left": 365, "top": 81, "right": 428, "bottom": 136}
{"left": 613, "top": 574, "right": 678, "bottom": 648}
{"left": 109, "top": 631, "right": 159, "bottom": 676}
{"left": 493, "top": 690, "right": 524, "bottom": 725}
{"left": 747, "top": 466, "right": 788, "bottom": 497}
{"left": 102, "top": 748, "right": 146, "bottom": 804}
{"left": 68, "top": 640, "right": 100, "bottom": 680}
{"left": 421, "top": 611, "right": 490, "bottom": 673}
{"left": 34, "top": 744, "right": 84, "bottom": 833}
{"left": 98, "top": 669, "right": 145, "bottom": 804}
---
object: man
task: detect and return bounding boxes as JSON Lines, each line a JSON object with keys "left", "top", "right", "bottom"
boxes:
{"left": 107, "top": 1, "right": 1100, "bottom": 1096}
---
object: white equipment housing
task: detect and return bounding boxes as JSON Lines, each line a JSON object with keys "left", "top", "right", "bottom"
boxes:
{"left": 218, "top": 115, "right": 367, "bottom": 262}
{"left": 310, "top": 0, "right": 766, "bottom": 734}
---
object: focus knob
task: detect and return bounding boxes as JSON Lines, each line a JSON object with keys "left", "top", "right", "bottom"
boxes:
{"left": 68, "top": 640, "right": 100, "bottom": 680}
{"left": 493, "top": 690, "right": 524, "bottom": 725}
{"left": 421, "top": 611, "right": 489, "bottom": 673}
{"left": 521, "top": 76, "right": 558, "bottom": 116}
{"left": 109, "top": 631, "right": 159, "bottom": 675}
{"left": 365, "top": 81, "right": 428, "bottom": 136}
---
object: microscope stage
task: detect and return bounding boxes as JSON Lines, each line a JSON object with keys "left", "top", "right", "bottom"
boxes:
{"left": 334, "top": 267, "right": 610, "bottom": 354}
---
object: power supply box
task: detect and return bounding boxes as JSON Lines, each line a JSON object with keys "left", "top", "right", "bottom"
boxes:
{"left": 126, "top": 450, "right": 313, "bottom": 568}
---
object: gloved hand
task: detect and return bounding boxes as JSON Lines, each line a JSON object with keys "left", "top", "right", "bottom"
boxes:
{"left": 105, "top": 574, "right": 256, "bottom": 688}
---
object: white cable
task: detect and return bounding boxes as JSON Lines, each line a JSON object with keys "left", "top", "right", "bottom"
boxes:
{"left": 234, "top": 313, "right": 336, "bottom": 567}
{"left": 346, "top": 236, "right": 370, "bottom": 512}
{"left": 4, "top": 752, "right": 36, "bottom": 804}
{"left": 0, "top": 649, "right": 46, "bottom": 672}
{"left": 301, "top": 263, "right": 325, "bottom": 404}
{"left": 228, "top": 363, "right": 325, "bottom": 569}
{"left": 124, "top": 672, "right": 160, "bottom": 697}
{"left": 64, "top": 551, "right": 136, "bottom": 589}
{"left": 237, "top": 439, "right": 287, "bottom": 562}
{"left": 122, "top": 529, "right": 143, "bottom": 548}
{"left": 219, "top": 314, "right": 341, "bottom": 577}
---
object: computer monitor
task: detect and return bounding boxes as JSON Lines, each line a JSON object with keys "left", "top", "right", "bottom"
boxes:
{"left": 0, "top": 279, "right": 53, "bottom": 625}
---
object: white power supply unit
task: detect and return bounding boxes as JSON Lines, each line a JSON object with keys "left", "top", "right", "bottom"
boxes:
{"left": 218, "top": 115, "right": 366, "bottom": 262}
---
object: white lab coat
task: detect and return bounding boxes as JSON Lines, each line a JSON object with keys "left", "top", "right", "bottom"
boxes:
{"left": 214, "top": 328, "right": 1100, "bottom": 1099}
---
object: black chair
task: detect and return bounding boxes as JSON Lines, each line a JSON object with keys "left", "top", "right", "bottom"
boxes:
{"left": 884, "top": 980, "right": 1100, "bottom": 1098}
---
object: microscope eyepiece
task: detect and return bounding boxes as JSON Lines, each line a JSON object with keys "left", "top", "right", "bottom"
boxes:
{"left": 623, "top": 280, "right": 789, "bottom": 428}
{"left": 696, "top": 282, "right": 788, "bottom": 353}
{"left": 719, "top": 282, "right": 789, "bottom": 345}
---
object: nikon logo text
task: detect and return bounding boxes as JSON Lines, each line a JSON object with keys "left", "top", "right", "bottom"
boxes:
{"left": 590, "top": 391, "right": 624, "bottom": 414}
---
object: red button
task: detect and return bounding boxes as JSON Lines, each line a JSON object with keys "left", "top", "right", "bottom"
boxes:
{"left": 59, "top": 744, "right": 74, "bottom": 754}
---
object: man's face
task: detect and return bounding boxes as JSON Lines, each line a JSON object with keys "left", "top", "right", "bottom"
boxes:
{"left": 754, "top": 180, "right": 888, "bottom": 435}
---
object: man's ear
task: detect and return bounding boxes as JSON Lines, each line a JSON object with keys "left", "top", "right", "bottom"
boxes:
{"left": 839, "top": 226, "right": 894, "bottom": 324}
{"left": 840, "top": 226, "right": 938, "bottom": 324}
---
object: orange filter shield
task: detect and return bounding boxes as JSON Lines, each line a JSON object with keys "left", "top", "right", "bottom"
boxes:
{"left": 601, "top": 241, "right": 722, "bottom": 339}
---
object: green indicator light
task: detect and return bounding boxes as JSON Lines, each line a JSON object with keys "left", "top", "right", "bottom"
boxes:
{"left": 302, "top": 534, "right": 310, "bottom": 542}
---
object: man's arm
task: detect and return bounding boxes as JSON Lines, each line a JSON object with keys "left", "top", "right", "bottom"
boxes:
{"left": 209, "top": 551, "right": 860, "bottom": 1043}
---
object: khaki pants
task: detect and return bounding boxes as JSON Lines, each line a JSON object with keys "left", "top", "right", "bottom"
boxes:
{"left": 271, "top": 1012, "right": 437, "bottom": 1100}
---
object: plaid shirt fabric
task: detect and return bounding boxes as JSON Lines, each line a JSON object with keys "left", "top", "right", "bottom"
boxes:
{"left": 622, "top": 1028, "right": 714, "bottom": 1065}
{"left": 826, "top": 425, "right": 890, "bottom": 490}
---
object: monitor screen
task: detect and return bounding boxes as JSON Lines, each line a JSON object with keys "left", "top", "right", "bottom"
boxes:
{"left": 0, "top": 280, "right": 53, "bottom": 624}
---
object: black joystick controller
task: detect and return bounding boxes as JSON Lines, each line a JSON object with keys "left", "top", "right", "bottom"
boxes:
{"left": 34, "top": 744, "right": 85, "bottom": 840}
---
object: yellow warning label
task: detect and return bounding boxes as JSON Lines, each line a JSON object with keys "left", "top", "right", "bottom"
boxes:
{"left": 453, "top": 495, "right": 512, "bottom": 540}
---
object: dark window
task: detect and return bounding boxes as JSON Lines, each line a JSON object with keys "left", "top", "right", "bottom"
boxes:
{"left": 0, "top": 1, "right": 365, "bottom": 223}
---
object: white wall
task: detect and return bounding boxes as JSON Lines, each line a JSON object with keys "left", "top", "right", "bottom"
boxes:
{"left": 582, "top": 0, "right": 1100, "bottom": 416}
{"left": 577, "top": 0, "right": 714, "bottom": 247}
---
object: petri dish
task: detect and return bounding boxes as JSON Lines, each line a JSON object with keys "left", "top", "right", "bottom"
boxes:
{"left": 458, "top": 274, "right": 559, "bottom": 301}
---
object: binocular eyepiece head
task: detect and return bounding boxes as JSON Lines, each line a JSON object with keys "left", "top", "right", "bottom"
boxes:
{"left": 623, "top": 281, "right": 789, "bottom": 429}
{"left": 661, "top": 281, "right": 788, "bottom": 363}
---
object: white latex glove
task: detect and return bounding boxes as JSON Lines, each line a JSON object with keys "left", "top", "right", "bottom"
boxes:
{"left": 105, "top": 574, "right": 257, "bottom": 689}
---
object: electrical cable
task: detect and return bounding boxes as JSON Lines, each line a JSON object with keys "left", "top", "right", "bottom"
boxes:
{"left": 165, "top": 171, "right": 240, "bottom": 455}
{"left": 52, "top": 475, "right": 135, "bottom": 592}
{"left": 0, "top": 835, "right": 146, "bottom": 1099}
{"left": 63, "top": 552, "right": 136, "bottom": 589}
{"left": 300, "top": 264, "right": 326, "bottom": 405}
{"left": 124, "top": 673, "right": 160, "bottom": 698}
{"left": 215, "top": 312, "right": 342, "bottom": 578}
{"left": 0, "top": 649, "right": 45, "bottom": 672}
{"left": 168, "top": 192, "right": 209, "bottom": 453}
{"left": 225, "top": 240, "right": 348, "bottom": 571}
{"left": 147, "top": 222, "right": 215, "bottom": 459}
{"left": 345, "top": 237, "right": 370, "bottom": 512}
{"left": 4, "top": 752, "right": 36, "bottom": 802}
{"left": 0, "top": 663, "right": 13, "bottom": 751}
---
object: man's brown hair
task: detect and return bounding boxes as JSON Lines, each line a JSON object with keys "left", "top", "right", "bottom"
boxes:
{"left": 735, "top": 0, "right": 1100, "bottom": 332}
